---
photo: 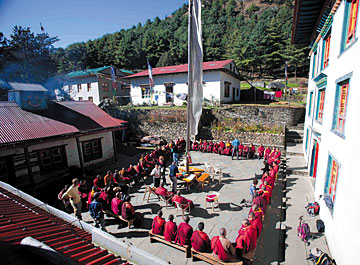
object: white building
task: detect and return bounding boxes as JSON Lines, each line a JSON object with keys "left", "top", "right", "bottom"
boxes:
{"left": 126, "top": 60, "right": 241, "bottom": 106}
{"left": 0, "top": 100, "right": 126, "bottom": 188}
{"left": 293, "top": 0, "right": 360, "bottom": 264}
{"left": 60, "top": 66, "right": 133, "bottom": 105}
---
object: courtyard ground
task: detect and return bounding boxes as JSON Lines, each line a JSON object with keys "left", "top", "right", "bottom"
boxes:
{"left": 80, "top": 151, "right": 282, "bottom": 265}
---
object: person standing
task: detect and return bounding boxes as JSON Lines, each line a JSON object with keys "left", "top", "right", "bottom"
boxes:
{"left": 61, "top": 178, "right": 82, "bottom": 220}
{"left": 171, "top": 144, "right": 179, "bottom": 165}
{"left": 169, "top": 162, "right": 179, "bottom": 193}
{"left": 158, "top": 156, "right": 167, "bottom": 185}
{"left": 231, "top": 138, "right": 240, "bottom": 160}
{"left": 151, "top": 164, "right": 161, "bottom": 187}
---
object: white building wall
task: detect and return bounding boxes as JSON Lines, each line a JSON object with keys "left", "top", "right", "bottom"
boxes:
{"left": 219, "top": 71, "right": 241, "bottom": 103}
{"left": 302, "top": 2, "right": 360, "bottom": 264}
{"left": 129, "top": 70, "right": 240, "bottom": 106}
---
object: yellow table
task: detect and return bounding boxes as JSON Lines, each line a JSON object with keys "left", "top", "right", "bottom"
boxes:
{"left": 179, "top": 166, "right": 204, "bottom": 174}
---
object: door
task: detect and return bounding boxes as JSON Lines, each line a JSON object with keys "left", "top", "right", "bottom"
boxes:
{"left": 233, "top": 87, "right": 236, "bottom": 102}
{"left": 309, "top": 140, "right": 319, "bottom": 178}
{"left": 165, "top": 85, "right": 174, "bottom": 103}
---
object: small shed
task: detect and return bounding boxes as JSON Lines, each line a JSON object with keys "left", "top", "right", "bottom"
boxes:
{"left": 8, "top": 82, "right": 49, "bottom": 110}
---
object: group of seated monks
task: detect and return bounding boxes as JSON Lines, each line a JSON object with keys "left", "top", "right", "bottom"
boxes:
{"left": 191, "top": 139, "right": 281, "bottom": 161}
{"left": 154, "top": 183, "right": 195, "bottom": 211}
{"left": 150, "top": 147, "right": 281, "bottom": 262}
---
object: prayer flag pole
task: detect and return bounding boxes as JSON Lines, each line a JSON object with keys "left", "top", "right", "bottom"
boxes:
{"left": 186, "top": 0, "right": 203, "bottom": 174}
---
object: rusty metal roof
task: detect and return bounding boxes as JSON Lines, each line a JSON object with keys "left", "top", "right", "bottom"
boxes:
{"left": 8, "top": 82, "right": 48, "bottom": 92}
{"left": 0, "top": 186, "right": 124, "bottom": 264}
{"left": 55, "top": 101, "right": 127, "bottom": 129}
{"left": 0, "top": 102, "right": 79, "bottom": 146}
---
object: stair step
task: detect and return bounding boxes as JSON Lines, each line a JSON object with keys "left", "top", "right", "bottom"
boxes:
{"left": 63, "top": 244, "right": 95, "bottom": 255}
{"left": 78, "top": 249, "right": 108, "bottom": 263}
{"left": 86, "top": 253, "right": 115, "bottom": 265}
{"left": 71, "top": 247, "right": 100, "bottom": 259}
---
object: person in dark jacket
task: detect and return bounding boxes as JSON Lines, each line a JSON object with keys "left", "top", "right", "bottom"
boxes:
{"left": 89, "top": 192, "right": 107, "bottom": 232}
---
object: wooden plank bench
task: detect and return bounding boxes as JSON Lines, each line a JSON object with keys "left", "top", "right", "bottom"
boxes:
{"left": 197, "top": 173, "right": 210, "bottom": 189}
{"left": 149, "top": 231, "right": 191, "bottom": 258}
{"left": 191, "top": 248, "right": 243, "bottom": 265}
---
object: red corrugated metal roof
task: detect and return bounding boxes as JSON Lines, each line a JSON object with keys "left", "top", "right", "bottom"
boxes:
{"left": 55, "top": 101, "right": 127, "bottom": 129}
{"left": 0, "top": 186, "right": 124, "bottom": 265}
{"left": 126, "top": 59, "right": 233, "bottom": 78}
{"left": 0, "top": 102, "right": 79, "bottom": 145}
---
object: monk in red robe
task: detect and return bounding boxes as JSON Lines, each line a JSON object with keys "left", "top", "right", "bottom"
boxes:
{"left": 248, "top": 212, "right": 262, "bottom": 237}
{"left": 259, "top": 186, "right": 271, "bottom": 204}
{"left": 152, "top": 210, "right": 166, "bottom": 235}
{"left": 260, "top": 181, "right": 273, "bottom": 198}
{"left": 175, "top": 216, "right": 193, "bottom": 245}
{"left": 155, "top": 183, "right": 173, "bottom": 200}
{"left": 172, "top": 191, "right": 194, "bottom": 209}
{"left": 218, "top": 141, "right": 225, "bottom": 154}
{"left": 212, "top": 142, "right": 219, "bottom": 154}
{"left": 211, "top": 228, "right": 237, "bottom": 262}
{"left": 252, "top": 192, "right": 267, "bottom": 214}
{"left": 235, "top": 219, "right": 258, "bottom": 256}
{"left": 272, "top": 162, "right": 279, "bottom": 174}
{"left": 192, "top": 141, "right": 199, "bottom": 151}
{"left": 239, "top": 143, "right": 244, "bottom": 157}
{"left": 121, "top": 197, "right": 143, "bottom": 227}
{"left": 164, "top": 214, "right": 177, "bottom": 242}
{"left": 264, "top": 146, "right": 271, "bottom": 160}
{"left": 257, "top": 144, "right": 265, "bottom": 159}
{"left": 111, "top": 192, "right": 123, "bottom": 216}
{"left": 222, "top": 141, "right": 232, "bottom": 155}
{"left": 191, "top": 222, "right": 211, "bottom": 252}
{"left": 249, "top": 204, "right": 264, "bottom": 222}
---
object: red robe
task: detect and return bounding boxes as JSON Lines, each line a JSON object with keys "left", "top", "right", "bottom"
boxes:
{"left": 250, "top": 217, "right": 263, "bottom": 237}
{"left": 173, "top": 195, "right": 194, "bottom": 209}
{"left": 235, "top": 225, "right": 257, "bottom": 253}
{"left": 175, "top": 222, "right": 193, "bottom": 245}
{"left": 164, "top": 221, "right": 177, "bottom": 242}
{"left": 259, "top": 190, "right": 271, "bottom": 204}
{"left": 152, "top": 216, "right": 165, "bottom": 235}
{"left": 249, "top": 207, "right": 264, "bottom": 222}
{"left": 122, "top": 202, "right": 135, "bottom": 220}
{"left": 211, "top": 236, "right": 235, "bottom": 262}
{"left": 191, "top": 230, "right": 211, "bottom": 252}
{"left": 257, "top": 146, "right": 265, "bottom": 157}
{"left": 111, "top": 197, "right": 122, "bottom": 215}
{"left": 253, "top": 196, "right": 267, "bottom": 214}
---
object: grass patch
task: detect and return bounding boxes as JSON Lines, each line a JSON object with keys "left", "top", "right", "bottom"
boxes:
{"left": 212, "top": 120, "right": 283, "bottom": 134}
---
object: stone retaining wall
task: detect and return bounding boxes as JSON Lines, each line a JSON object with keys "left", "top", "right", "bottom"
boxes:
{"left": 111, "top": 105, "right": 302, "bottom": 148}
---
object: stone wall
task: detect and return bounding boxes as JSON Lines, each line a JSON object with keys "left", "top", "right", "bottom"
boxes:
{"left": 111, "top": 105, "right": 303, "bottom": 148}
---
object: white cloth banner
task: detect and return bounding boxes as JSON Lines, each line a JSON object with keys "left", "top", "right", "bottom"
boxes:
{"left": 188, "top": 0, "right": 203, "bottom": 136}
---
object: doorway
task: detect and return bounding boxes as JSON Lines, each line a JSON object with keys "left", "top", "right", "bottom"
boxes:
{"left": 309, "top": 140, "right": 319, "bottom": 178}
{"left": 165, "top": 84, "right": 174, "bottom": 103}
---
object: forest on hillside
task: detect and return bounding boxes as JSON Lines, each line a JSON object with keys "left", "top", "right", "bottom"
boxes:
{"left": 0, "top": 0, "right": 310, "bottom": 85}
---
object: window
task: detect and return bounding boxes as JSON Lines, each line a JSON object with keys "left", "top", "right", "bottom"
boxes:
{"left": 140, "top": 85, "right": 151, "bottom": 98}
{"left": 332, "top": 80, "right": 350, "bottom": 135}
{"left": 316, "top": 90, "right": 326, "bottom": 123}
{"left": 305, "top": 128, "right": 309, "bottom": 152}
{"left": 323, "top": 33, "right": 331, "bottom": 68}
{"left": 324, "top": 154, "right": 340, "bottom": 211}
{"left": 308, "top": 91, "right": 314, "bottom": 117}
{"left": 237, "top": 88, "right": 240, "bottom": 97}
{"left": 0, "top": 158, "right": 8, "bottom": 179}
{"left": 68, "top": 85, "right": 72, "bottom": 93}
{"left": 82, "top": 139, "right": 102, "bottom": 162}
{"left": 347, "top": 0, "right": 359, "bottom": 44}
{"left": 78, "top": 97, "right": 83, "bottom": 101}
{"left": 38, "top": 146, "right": 67, "bottom": 173}
{"left": 77, "top": 84, "right": 82, "bottom": 92}
{"left": 87, "top": 83, "right": 91, "bottom": 91}
{"left": 102, "top": 82, "right": 109, "bottom": 91}
{"left": 103, "top": 96, "right": 108, "bottom": 100}
{"left": 88, "top": 96, "right": 93, "bottom": 102}
{"left": 224, "top": 82, "right": 230, "bottom": 98}
{"left": 312, "top": 51, "right": 317, "bottom": 78}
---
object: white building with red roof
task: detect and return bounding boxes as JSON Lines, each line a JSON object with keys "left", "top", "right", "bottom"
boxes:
{"left": 126, "top": 60, "right": 241, "bottom": 106}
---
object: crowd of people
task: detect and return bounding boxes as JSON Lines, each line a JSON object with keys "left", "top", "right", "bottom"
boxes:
{"left": 191, "top": 139, "right": 282, "bottom": 162}
{"left": 150, "top": 140, "right": 281, "bottom": 262}
{"left": 58, "top": 138, "right": 188, "bottom": 229}
{"left": 58, "top": 135, "right": 282, "bottom": 262}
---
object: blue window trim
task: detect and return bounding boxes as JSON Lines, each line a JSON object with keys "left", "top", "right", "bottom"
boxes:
{"left": 340, "top": 0, "right": 359, "bottom": 54}
{"left": 308, "top": 91, "right": 314, "bottom": 117}
{"left": 321, "top": 30, "right": 331, "bottom": 71}
{"left": 312, "top": 51, "right": 317, "bottom": 79}
{"left": 315, "top": 88, "right": 326, "bottom": 124}
{"left": 305, "top": 128, "right": 309, "bottom": 152}
{"left": 331, "top": 72, "right": 352, "bottom": 138}
{"left": 324, "top": 153, "right": 341, "bottom": 215}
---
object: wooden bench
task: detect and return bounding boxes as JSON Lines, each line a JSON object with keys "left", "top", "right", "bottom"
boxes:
{"left": 149, "top": 231, "right": 190, "bottom": 258}
{"left": 197, "top": 173, "right": 210, "bottom": 189}
{"left": 191, "top": 248, "right": 243, "bottom": 265}
{"left": 242, "top": 248, "right": 256, "bottom": 265}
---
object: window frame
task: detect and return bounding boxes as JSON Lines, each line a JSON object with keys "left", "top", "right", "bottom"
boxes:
{"left": 78, "top": 97, "right": 83, "bottom": 101}
{"left": 140, "top": 85, "right": 151, "bottom": 99}
{"left": 224, "top": 82, "right": 231, "bottom": 98}
{"left": 347, "top": 0, "right": 359, "bottom": 44}
{"left": 324, "top": 154, "right": 341, "bottom": 213}
{"left": 82, "top": 138, "right": 103, "bottom": 163}
{"left": 88, "top": 96, "right": 93, "bottom": 102}
{"left": 312, "top": 50, "right": 317, "bottom": 79}
{"left": 332, "top": 79, "right": 350, "bottom": 136}
{"left": 316, "top": 89, "right": 326, "bottom": 123}
{"left": 102, "top": 82, "right": 109, "bottom": 91}
{"left": 322, "top": 32, "right": 331, "bottom": 69}
{"left": 87, "top": 83, "right": 91, "bottom": 91}
{"left": 77, "top": 84, "right": 82, "bottom": 92}
{"left": 308, "top": 91, "right": 314, "bottom": 117}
